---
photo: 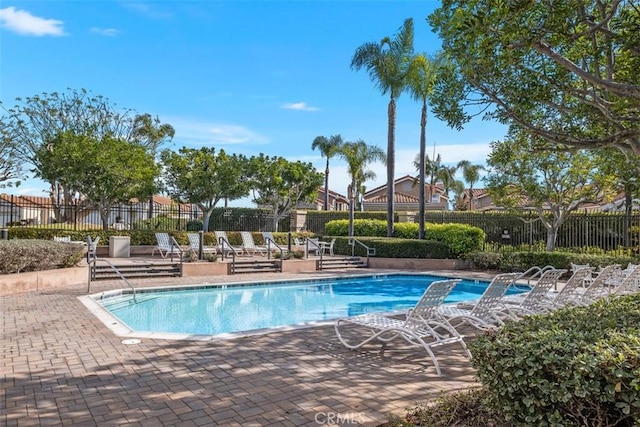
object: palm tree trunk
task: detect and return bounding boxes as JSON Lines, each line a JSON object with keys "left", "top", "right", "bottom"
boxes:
{"left": 324, "top": 158, "right": 330, "bottom": 210}
{"left": 418, "top": 102, "right": 427, "bottom": 240}
{"left": 386, "top": 97, "right": 396, "bottom": 237}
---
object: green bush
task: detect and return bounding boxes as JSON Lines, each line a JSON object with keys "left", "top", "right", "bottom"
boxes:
{"left": 325, "top": 219, "right": 485, "bottom": 258}
{"left": 0, "top": 240, "right": 84, "bottom": 274}
{"left": 331, "top": 237, "right": 452, "bottom": 259}
{"left": 468, "top": 251, "right": 638, "bottom": 272}
{"left": 470, "top": 294, "right": 640, "bottom": 425}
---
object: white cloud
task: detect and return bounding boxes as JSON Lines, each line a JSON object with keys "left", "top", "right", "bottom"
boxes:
{"left": 0, "top": 7, "right": 65, "bottom": 36}
{"left": 167, "top": 117, "right": 270, "bottom": 147}
{"left": 122, "top": 3, "right": 173, "bottom": 19}
{"left": 281, "top": 102, "right": 319, "bottom": 112}
{"left": 90, "top": 27, "right": 120, "bottom": 37}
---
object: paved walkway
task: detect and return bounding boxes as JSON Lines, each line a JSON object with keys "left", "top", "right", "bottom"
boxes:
{"left": 2, "top": 269, "right": 481, "bottom": 426}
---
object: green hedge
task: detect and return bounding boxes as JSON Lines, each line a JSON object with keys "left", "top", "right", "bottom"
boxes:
{"left": 470, "top": 294, "right": 640, "bottom": 425}
{"left": 325, "top": 219, "right": 485, "bottom": 258}
{"left": 329, "top": 237, "right": 452, "bottom": 259}
{"left": 0, "top": 240, "right": 84, "bottom": 274}
{"left": 469, "top": 251, "right": 638, "bottom": 272}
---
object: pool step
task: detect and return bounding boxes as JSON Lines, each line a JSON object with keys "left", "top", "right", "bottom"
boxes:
{"left": 230, "top": 259, "right": 282, "bottom": 274}
{"left": 92, "top": 263, "right": 181, "bottom": 281}
{"left": 318, "top": 256, "right": 368, "bottom": 270}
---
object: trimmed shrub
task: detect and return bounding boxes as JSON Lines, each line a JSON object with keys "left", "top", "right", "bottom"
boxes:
{"left": 468, "top": 251, "right": 638, "bottom": 272}
{"left": 331, "top": 237, "right": 452, "bottom": 259}
{"left": 470, "top": 294, "right": 640, "bottom": 425}
{"left": 325, "top": 219, "right": 485, "bottom": 257}
{"left": 0, "top": 240, "right": 84, "bottom": 274}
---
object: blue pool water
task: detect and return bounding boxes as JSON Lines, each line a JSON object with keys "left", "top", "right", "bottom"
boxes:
{"left": 96, "top": 274, "right": 515, "bottom": 337}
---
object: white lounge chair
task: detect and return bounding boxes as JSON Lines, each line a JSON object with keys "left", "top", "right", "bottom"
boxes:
{"left": 186, "top": 233, "right": 218, "bottom": 258}
{"left": 152, "top": 232, "right": 183, "bottom": 258}
{"left": 612, "top": 264, "right": 640, "bottom": 296}
{"left": 546, "top": 267, "right": 594, "bottom": 309}
{"left": 319, "top": 238, "right": 336, "bottom": 256}
{"left": 335, "top": 279, "right": 470, "bottom": 377}
{"left": 214, "top": 231, "right": 242, "bottom": 256}
{"left": 240, "top": 231, "right": 268, "bottom": 256}
{"left": 502, "top": 268, "right": 567, "bottom": 318}
{"left": 438, "top": 273, "right": 521, "bottom": 332}
{"left": 578, "top": 264, "right": 623, "bottom": 305}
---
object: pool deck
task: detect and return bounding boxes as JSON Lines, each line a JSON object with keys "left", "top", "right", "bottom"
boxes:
{"left": 1, "top": 264, "right": 492, "bottom": 426}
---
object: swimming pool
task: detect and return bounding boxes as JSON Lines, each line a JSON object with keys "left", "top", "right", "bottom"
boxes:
{"left": 85, "top": 273, "right": 518, "bottom": 339}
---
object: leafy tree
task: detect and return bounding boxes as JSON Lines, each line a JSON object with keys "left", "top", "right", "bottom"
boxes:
{"left": 1, "top": 88, "right": 173, "bottom": 222}
{"left": 456, "top": 160, "right": 486, "bottom": 211}
{"left": 160, "top": 147, "right": 250, "bottom": 232}
{"left": 485, "top": 126, "right": 615, "bottom": 251}
{"left": 248, "top": 154, "right": 324, "bottom": 231}
{"left": 336, "top": 140, "right": 386, "bottom": 236}
{"left": 130, "top": 113, "right": 175, "bottom": 219}
{"left": 429, "top": 1, "right": 640, "bottom": 156}
{"left": 406, "top": 52, "right": 446, "bottom": 239}
{"left": 0, "top": 118, "right": 23, "bottom": 188}
{"left": 311, "top": 134, "right": 344, "bottom": 210}
{"left": 352, "top": 18, "right": 414, "bottom": 237}
{"left": 598, "top": 147, "right": 640, "bottom": 247}
{"left": 38, "top": 132, "right": 158, "bottom": 230}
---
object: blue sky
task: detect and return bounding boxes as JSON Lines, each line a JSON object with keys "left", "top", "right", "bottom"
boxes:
{"left": 0, "top": 1, "right": 506, "bottom": 206}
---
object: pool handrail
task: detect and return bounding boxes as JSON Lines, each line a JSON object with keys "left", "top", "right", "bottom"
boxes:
{"left": 348, "top": 238, "right": 375, "bottom": 267}
{"left": 86, "top": 243, "right": 138, "bottom": 303}
{"left": 218, "top": 235, "right": 240, "bottom": 262}
{"left": 264, "top": 236, "right": 286, "bottom": 259}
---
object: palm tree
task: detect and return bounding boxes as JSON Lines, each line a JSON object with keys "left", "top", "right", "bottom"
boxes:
{"left": 336, "top": 140, "right": 385, "bottom": 236}
{"left": 456, "top": 160, "right": 486, "bottom": 210}
{"left": 413, "top": 152, "right": 443, "bottom": 203}
{"left": 406, "top": 52, "right": 443, "bottom": 239}
{"left": 311, "top": 134, "right": 344, "bottom": 210}
{"left": 351, "top": 18, "right": 414, "bottom": 237}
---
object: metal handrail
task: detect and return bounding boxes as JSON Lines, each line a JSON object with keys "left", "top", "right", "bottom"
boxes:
{"left": 168, "top": 236, "right": 185, "bottom": 263}
{"left": 218, "top": 236, "right": 240, "bottom": 273}
{"left": 304, "top": 238, "right": 324, "bottom": 269}
{"left": 348, "top": 237, "right": 375, "bottom": 267}
{"left": 264, "top": 237, "right": 286, "bottom": 260}
{"left": 87, "top": 255, "right": 138, "bottom": 303}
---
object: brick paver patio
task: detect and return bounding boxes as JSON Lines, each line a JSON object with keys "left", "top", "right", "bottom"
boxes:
{"left": 2, "top": 269, "right": 480, "bottom": 426}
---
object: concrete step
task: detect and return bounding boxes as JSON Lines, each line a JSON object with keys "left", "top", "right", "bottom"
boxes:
{"left": 92, "top": 264, "right": 181, "bottom": 281}
{"left": 318, "top": 257, "right": 367, "bottom": 270}
{"left": 231, "top": 259, "right": 282, "bottom": 274}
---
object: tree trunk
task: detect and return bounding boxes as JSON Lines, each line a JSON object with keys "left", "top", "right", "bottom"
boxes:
{"left": 202, "top": 211, "right": 211, "bottom": 232}
{"left": 386, "top": 97, "right": 396, "bottom": 238}
{"left": 418, "top": 102, "right": 427, "bottom": 240}
{"left": 545, "top": 226, "right": 559, "bottom": 252}
{"left": 348, "top": 183, "right": 355, "bottom": 237}
{"left": 324, "top": 159, "right": 330, "bottom": 211}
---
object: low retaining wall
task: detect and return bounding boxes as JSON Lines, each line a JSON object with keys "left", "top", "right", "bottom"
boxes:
{"left": 368, "top": 257, "right": 471, "bottom": 270}
{"left": 0, "top": 266, "right": 87, "bottom": 295}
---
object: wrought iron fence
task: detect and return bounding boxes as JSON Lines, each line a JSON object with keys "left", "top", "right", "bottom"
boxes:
{"left": 1, "top": 194, "right": 638, "bottom": 254}
{"left": 0, "top": 195, "right": 291, "bottom": 232}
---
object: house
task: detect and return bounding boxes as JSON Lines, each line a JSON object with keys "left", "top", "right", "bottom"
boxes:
{"left": 296, "top": 187, "right": 349, "bottom": 211}
{"left": 361, "top": 175, "right": 449, "bottom": 211}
